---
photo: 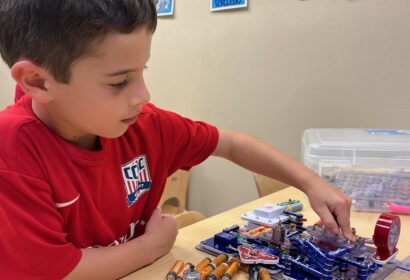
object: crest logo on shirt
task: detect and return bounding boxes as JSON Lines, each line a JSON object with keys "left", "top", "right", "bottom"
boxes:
{"left": 121, "top": 155, "right": 152, "bottom": 207}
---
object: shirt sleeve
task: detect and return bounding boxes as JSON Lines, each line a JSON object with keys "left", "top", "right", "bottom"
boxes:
{"left": 149, "top": 105, "right": 219, "bottom": 174}
{"left": 0, "top": 170, "right": 81, "bottom": 279}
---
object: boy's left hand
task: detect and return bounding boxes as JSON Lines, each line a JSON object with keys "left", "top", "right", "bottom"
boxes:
{"left": 304, "top": 177, "right": 354, "bottom": 241}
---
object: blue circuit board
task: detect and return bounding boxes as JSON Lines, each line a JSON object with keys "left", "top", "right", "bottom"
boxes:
{"left": 195, "top": 209, "right": 404, "bottom": 280}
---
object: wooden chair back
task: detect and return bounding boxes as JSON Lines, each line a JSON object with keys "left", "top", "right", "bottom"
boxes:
{"left": 159, "top": 170, "right": 190, "bottom": 215}
{"left": 175, "top": 211, "right": 206, "bottom": 229}
{"left": 253, "top": 173, "right": 289, "bottom": 197}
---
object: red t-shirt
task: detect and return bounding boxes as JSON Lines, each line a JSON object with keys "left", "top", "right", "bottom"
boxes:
{"left": 0, "top": 88, "right": 218, "bottom": 279}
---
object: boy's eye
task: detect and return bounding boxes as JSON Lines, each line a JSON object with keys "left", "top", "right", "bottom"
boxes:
{"left": 110, "top": 79, "right": 128, "bottom": 89}
{"left": 144, "top": 65, "right": 148, "bottom": 70}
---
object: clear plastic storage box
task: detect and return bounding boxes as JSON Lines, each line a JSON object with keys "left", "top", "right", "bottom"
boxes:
{"left": 302, "top": 128, "right": 410, "bottom": 213}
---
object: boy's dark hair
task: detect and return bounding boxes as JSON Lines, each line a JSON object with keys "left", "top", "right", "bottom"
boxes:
{"left": 0, "top": 0, "right": 157, "bottom": 83}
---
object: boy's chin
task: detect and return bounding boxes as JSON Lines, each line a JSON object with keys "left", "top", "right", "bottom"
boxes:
{"left": 101, "top": 128, "right": 129, "bottom": 139}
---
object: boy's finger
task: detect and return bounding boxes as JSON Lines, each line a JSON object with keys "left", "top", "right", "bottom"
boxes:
{"left": 161, "top": 213, "right": 173, "bottom": 219}
{"left": 317, "top": 208, "right": 339, "bottom": 233}
{"left": 334, "top": 208, "right": 355, "bottom": 241}
{"left": 151, "top": 207, "right": 162, "bottom": 217}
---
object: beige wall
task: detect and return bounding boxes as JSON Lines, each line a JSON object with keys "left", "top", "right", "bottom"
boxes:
{"left": 0, "top": 62, "right": 14, "bottom": 108}
{"left": 146, "top": 0, "right": 410, "bottom": 216}
{"left": 1, "top": 0, "right": 410, "bottom": 217}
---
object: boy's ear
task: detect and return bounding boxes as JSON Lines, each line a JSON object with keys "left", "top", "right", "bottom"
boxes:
{"left": 11, "top": 60, "right": 55, "bottom": 104}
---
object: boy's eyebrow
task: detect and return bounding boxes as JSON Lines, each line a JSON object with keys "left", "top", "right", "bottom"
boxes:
{"left": 105, "top": 69, "right": 137, "bottom": 76}
{"left": 105, "top": 55, "right": 150, "bottom": 76}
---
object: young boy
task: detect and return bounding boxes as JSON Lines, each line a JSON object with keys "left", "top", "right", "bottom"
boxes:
{"left": 0, "top": 1, "right": 352, "bottom": 279}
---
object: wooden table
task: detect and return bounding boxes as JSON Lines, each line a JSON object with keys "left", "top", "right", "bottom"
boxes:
{"left": 122, "top": 187, "right": 410, "bottom": 279}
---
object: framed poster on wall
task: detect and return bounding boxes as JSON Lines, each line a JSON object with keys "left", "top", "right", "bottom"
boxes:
{"left": 211, "top": 0, "right": 247, "bottom": 12}
{"left": 156, "top": 0, "right": 174, "bottom": 16}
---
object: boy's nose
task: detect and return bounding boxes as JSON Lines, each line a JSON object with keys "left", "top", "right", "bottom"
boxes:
{"left": 130, "top": 82, "right": 150, "bottom": 106}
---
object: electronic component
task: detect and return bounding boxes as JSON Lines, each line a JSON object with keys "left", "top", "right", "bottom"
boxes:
{"left": 372, "top": 213, "right": 401, "bottom": 264}
{"left": 238, "top": 245, "right": 279, "bottom": 265}
{"left": 195, "top": 205, "right": 402, "bottom": 280}
{"left": 241, "top": 204, "right": 289, "bottom": 227}
{"left": 182, "top": 264, "right": 201, "bottom": 280}
{"left": 276, "top": 199, "right": 303, "bottom": 212}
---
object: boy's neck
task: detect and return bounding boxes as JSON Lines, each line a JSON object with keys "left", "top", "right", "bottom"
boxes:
{"left": 31, "top": 101, "right": 101, "bottom": 151}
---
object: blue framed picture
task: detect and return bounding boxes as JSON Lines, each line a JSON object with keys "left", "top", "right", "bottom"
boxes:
{"left": 156, "top": 0, "right": 174, "bottom": 16}
{"left": 211, "top": 0, "right": 247, "bottom": 12}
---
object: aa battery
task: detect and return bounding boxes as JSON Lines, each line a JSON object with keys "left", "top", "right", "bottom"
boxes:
{"left": 211, "top": 253, "right": 227, "bottom": 267}
{"left": 175, "top": 262, "right": 193, "bottom": 280}
{"left": 167, "top": 260, "right": 184, "bottom": 280}
{"left": 259, "top": 268, "right": 272, "bottom": 280}
{"left": 200, "top": 254, "right": 227, "bottom": 280}
{"left": 195, "top": 257, "right": 212, "bottom": 272}
{"left": 206, "top": 262, "right": 228, "bottom": 280}
{"left": 221, "top": 261, "right": 239, "bottom": 280}
{"left": 227, "top": 256, "right": 240, "bottom": 265}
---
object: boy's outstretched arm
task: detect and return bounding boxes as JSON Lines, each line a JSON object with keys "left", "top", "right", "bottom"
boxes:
{"left": 65, "top": 208, "right": 177, "bottom": 280}
{"left": 212, "top": 128, "right": 354, "bottom": 240}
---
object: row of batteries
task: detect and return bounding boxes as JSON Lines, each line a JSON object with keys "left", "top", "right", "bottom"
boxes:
{"left": 166, "top": 253, "right": 271, "bottom": 280}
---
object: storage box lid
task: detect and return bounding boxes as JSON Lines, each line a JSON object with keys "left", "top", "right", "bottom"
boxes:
{"left": 302, "top": 128, "right": 410, "bottom": 170}
{"left": 302, "top": 129, "right": 410, "bottom": 213}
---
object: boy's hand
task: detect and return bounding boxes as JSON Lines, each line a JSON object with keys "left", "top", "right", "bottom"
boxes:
{"left": 144, "top": 208, "right": 178, "bottom": 258}
{"left": 304, "top": 177, "right": 354, "bottom": 241}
